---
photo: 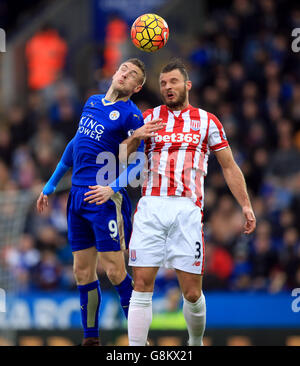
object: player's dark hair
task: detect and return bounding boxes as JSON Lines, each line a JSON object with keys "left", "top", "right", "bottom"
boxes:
{"left": 126, "top": 58, "right": 146, "bottom": 85}
{"left": 160, "top": 58, "right": 189, "bottom": 82}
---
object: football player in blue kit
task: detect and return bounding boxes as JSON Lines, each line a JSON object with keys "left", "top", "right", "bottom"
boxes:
{"left": 36, "top": 58, "right": 163, "bottom": 346}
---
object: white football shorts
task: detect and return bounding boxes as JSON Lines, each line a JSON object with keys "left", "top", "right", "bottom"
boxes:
{"left": 128, "top": 196, "right": 205, "bottom": 275}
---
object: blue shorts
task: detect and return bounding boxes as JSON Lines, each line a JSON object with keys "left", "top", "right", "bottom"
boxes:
{"left": 67, "top": 185, "right": 132, "bottom": 252}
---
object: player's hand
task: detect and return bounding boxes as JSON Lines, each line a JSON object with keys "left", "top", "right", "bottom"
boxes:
{"left": 242, "top": 206, "right": 256, "bottom": 234}
{"left": 36, "top": 192, "right": 48, "bottom": 213}
{"left": 133, "top": 118, "right": 165, "bottom": 140}
{"left": 84, "top": 185, "right": 114, "bottom": 205}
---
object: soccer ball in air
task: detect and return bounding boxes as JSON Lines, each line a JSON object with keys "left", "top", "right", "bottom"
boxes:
{"left": 131, "top": 13, "right": 169, "bottom": 52}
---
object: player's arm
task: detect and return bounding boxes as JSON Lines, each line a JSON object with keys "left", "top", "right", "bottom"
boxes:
{"left": 37, "top": 138, "right": 74, "bottom": 213}
{"left": 214, "top": 146, "right": 256, "bottom": 234}
{"left": 84, "top": 143, "right": 145, "bottom": 205}
{"left": 119, "top": 118, "right": 164, "bottom": 163}
{"left": 84, "top": 112, "right": 162, "bottom": 205}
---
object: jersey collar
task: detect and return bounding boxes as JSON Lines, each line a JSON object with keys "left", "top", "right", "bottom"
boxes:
{"left": 101, "top": 97, "right": 130, "bottom": 106}
{"left": 102, "top": 98, "right": 116, "bottom": 106}
{"left": 166, "top": 104, "right": 192, "bottom": 117}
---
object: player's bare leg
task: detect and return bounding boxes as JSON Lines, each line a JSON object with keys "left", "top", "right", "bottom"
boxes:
{"left": 73, "top": 247, "right": 101, "bottom": 346}
{"left": 99, "top": 250, "right": 135, "bottom": 319}
{"left": 131, "top": 267, "right": 159, "bottom": 293}
{"left": 176, "top": 270, "right": 206, "bottom": 346}
{"left": 128, "top": 267, "right": 159, "bottom": 346}
{"left": 73, "top": 246, "right": 98, "bottom": 285}
{"left": 99, "top": 250, "right": 127, "bottom": 285}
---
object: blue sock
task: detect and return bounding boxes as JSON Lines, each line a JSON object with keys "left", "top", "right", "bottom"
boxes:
{"left": 78, "top": 280, "right": 101, "bottom": 338}
{"left": 114, "top": 273, "right": 133, "bottom": 319}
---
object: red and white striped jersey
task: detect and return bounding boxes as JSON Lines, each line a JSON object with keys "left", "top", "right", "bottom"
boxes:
{"left": 141, "top": 104, "right": 229, "bottom": 209}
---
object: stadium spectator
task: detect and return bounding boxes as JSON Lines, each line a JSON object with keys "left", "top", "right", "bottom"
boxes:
{"left": 6, "top": 104, "right": 31, "bottom": 150}
{"left": 249, "top": 220, "right": 279, "bottom": 291}
{"left": 0, "top": 126, "right": 13, "bottom": 166}
{"left": 32, "top": 249, "right": 62, "bottom": 291}
{"left": 0, "top": 160, "right": 10, "bottom": 190}
{"left": 4, "top": 233, "right": 40, "bottom": 292}
{"left": 204, "top": 241, "right": 235, "bottom": 290}
{"left": 28, "top": 121, "right": 66, "bottom": 182}
{"left": 48, "top": 82, "right": 81, "bottom": 141}
{"left": 25, "top": 24, "right": 68, "bottom": 91}
{"left": 229, "top": 243, "right": 252, "bottom": 291}
{"left": 102, "top": 16, "right": 129, "bottom": 77}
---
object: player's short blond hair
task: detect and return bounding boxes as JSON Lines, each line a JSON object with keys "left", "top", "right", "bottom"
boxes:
{"left": 125, "top": 58, "right": 146, "bottom": 86}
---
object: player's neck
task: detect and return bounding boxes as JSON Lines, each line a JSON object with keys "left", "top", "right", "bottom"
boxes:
{"left": 167, "top": 99, "right": 190, "bottom": 112}
{"left": 105, "top": 87, "right": 130, "bottom": 103}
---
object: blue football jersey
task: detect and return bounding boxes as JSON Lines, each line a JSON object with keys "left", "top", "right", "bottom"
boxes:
{"left": 71, "top": 94, "right": 144, "bottom": 186}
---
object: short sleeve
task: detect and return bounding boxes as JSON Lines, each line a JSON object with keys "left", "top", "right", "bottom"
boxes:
{"left": 124, "top": 110, "right": 144, "bottom": 138}
{"left": 142, "top": 109, "right": 153, "bottom": 123}
{"left": 83, "top": 96, "right": 93, "bottom": 108}
{"left": 124, "top": 110, "right": 145, "bottom": 156}
{"left": 208, "top": 113, "right": 229, "bottom": 151}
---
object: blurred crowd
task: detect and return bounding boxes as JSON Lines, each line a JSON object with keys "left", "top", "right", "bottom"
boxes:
{"left": 187, "top": 0, "right": 300, "bottom": 294}
{"left": 0, "top": 0, "right": 300, "bottom": 297}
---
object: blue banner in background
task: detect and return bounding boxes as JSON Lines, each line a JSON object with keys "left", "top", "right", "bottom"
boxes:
{"left": 0, "top": 291, "right": 300, "bottom": 330}
{"left": 206, "top": 292, "right": 300, "bottom": 328}
{"left": 0, "top": 291, "right": 122, "bottom": 330}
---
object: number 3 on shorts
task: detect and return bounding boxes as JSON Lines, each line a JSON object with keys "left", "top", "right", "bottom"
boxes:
{"left": 195, "top": 241, "right": 201, "bottom": 259}
{"left": 108, "top": 219, "right": 118, "bottom": 238}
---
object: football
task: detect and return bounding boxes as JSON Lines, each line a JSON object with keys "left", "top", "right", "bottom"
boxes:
{"left": 131, "top": 13, "right": 169, "bottom": 52}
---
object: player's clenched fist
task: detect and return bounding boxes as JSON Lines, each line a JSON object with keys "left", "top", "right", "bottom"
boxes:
{"left": 84, "top": 185, "right": 114, "bottom": 205}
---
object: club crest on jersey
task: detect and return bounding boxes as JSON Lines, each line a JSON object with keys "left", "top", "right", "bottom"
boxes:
{"left": 130, "top": 249, "right": 137, "bottom": 262}
{"left": 190, "top": 120, "right": 201, "bottom": 131}
{"left": 128, "top": 129, "right": 134, "bottom": 137}
{"left": 109, "top": 110, "right": 120, "bottom": 120}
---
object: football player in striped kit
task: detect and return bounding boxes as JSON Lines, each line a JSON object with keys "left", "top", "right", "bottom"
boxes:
{"left": 87, "top": 59, "right": 256, "bottom": 346}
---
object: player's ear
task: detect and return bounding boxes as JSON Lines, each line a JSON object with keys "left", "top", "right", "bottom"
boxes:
{"left": 186, "top": 80, "right": 192, "bottom": 91}
{"left": 133, "top": 84, "right": 143, "bottom": 94}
